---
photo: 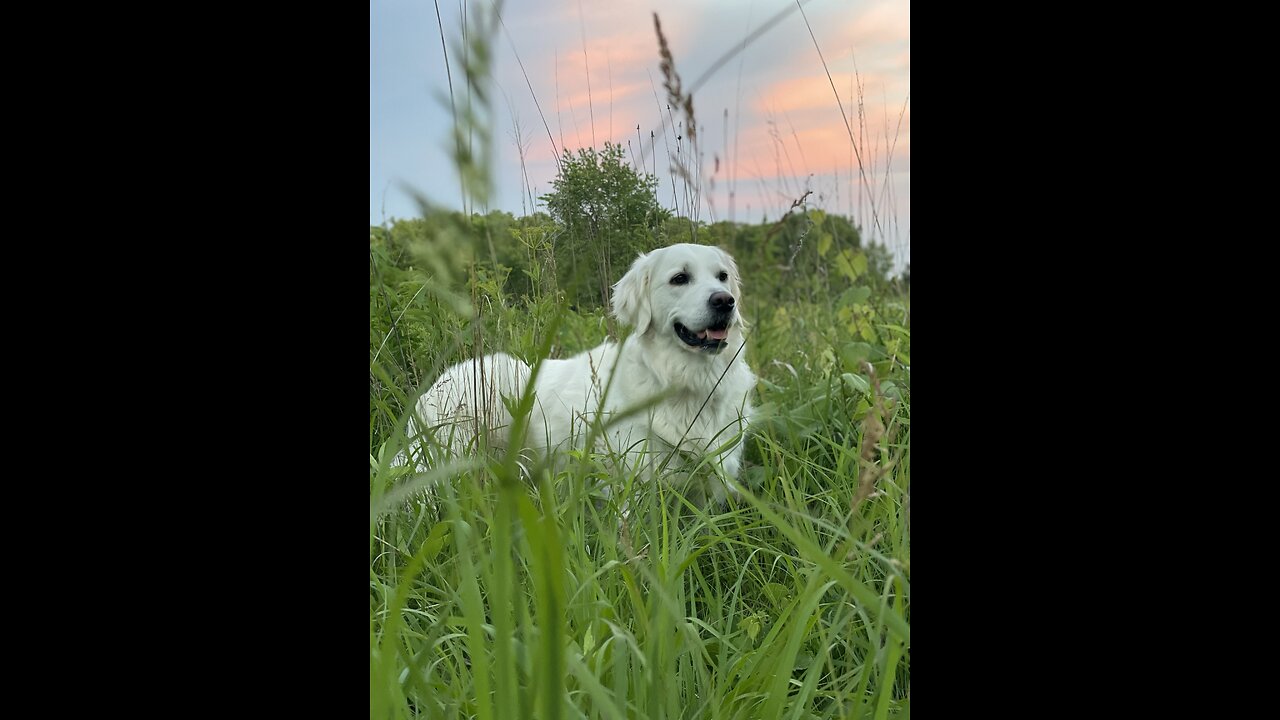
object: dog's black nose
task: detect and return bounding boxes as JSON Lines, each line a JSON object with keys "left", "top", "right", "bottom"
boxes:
{"left": 709, "top": 291, "right": 735, "bottom": 311}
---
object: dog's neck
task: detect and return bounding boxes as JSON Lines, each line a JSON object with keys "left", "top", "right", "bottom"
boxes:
{"left": 624, "top": 330, "right": 744, "bottom": 394}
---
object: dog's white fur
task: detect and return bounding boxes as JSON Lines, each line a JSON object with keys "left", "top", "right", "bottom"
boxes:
{"left": 399, "top": 243, "right": 756, "bottom": 497}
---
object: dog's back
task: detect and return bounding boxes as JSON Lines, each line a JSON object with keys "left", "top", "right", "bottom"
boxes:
{"left": 397, "top": 352, "right": 531, "bottom": 468}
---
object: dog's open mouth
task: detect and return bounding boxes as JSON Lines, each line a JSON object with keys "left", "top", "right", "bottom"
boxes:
{"left": 674, "top": 321, "right": 730, "bottom": 352}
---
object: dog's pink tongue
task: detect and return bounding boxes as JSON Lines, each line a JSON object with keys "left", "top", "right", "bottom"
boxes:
{"left": 705, "top": 328, "right": 728, "bottom": 340}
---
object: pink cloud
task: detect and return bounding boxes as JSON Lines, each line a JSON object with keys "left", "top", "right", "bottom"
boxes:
{"left": 485, "top": 0, "right": 907, "bottom": 229}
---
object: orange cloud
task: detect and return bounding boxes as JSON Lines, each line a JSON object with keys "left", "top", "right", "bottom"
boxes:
{"left": 758, "top": 73, "right": 908, "bottom": 113}
{"left": 487, "top": 0, "right": 907, "bottom": 225}
{"left": 840, "top": 0, "right": 910, "bottom": 48}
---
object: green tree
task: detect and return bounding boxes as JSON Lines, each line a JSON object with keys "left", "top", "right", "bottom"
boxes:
{"left": 864, "top": 241, "right": 895, "bottom": 287}
{"left": 542, "top": 142, "right": 671, "bottom": 308}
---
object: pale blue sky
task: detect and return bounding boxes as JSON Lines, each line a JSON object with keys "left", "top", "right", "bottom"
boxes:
{"left": 370, "top": 0, "right": 909, "bottom": 269}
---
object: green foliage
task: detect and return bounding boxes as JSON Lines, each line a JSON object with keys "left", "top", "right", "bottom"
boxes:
{"left": 371, "top": 8, "right": 908, "bottom": 712}
{"left": 542, "top": 142, "right": 672, "bottom": 308}
{"left": 370, "top": 205, "right": 911, "bottom": 717}
{"left": 368, "top": 201, "right": 909, "bottom": 437}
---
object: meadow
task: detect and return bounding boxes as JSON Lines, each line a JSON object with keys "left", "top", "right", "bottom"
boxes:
{"left": 370, "top": 4, "right": 909, "bottom": 717}
{"left": 370, "top": 201, "right": 910, "bottom": 719}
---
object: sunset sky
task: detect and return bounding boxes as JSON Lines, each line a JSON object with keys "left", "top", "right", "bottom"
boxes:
{"left": 370, "top": 0, "right": 909, "bottom": 270}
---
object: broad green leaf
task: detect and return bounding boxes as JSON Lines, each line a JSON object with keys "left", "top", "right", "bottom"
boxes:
{"left": 842, "top": 285, "right": 872, "bottom": 306}
{"left": 834, "top": 251, "right": 857, "bottom": 281}
{"left": 842, "top": 372, "right": 870, "bottom": 395}
{"left": 763, "top": 582, "right": 795, "bottom": 606}
{"left": 817, "top": 231, "right": 832, "bottom": 258}
{"left": 841, "top": 342, "right": 879, "bottom": 371}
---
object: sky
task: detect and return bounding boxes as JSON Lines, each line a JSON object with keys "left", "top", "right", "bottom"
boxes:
{"left": 370, "top": 0, "right": 909, "bottom": 271}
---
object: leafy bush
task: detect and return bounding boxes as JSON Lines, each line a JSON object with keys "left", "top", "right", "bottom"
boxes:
{"left": 542, "top": 142, "right": 672, "bottom": 308}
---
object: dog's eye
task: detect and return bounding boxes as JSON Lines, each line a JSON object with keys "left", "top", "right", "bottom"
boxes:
{"left": 670, "top": 273, "right": 689, "bottom": 285}
{"left": 717, "top": 271, "right": 728, "bottom": 282}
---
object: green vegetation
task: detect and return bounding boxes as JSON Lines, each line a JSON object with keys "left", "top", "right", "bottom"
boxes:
{"left": 543, "top": 142, "right": 672, "bottom": 309}
{"left": 370, "top": 195, "right": 910, "bottom": 719}
{"left": 371, "top": 4, "right": 908, "bottom": 717}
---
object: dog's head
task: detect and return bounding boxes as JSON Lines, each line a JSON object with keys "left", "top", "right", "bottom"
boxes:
{"left": 612, "top": 243, "right": 744, "bottom": 354}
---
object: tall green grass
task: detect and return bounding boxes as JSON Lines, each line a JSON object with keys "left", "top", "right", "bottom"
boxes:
{"left": 371, "top": 3, "right": 909, "bottom": 717}
{"left": 370, "top": 281, "right": 910, "bottom": 719}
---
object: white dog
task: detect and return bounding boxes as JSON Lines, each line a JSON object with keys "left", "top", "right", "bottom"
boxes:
{"left": 399, "top": 243, "right": 756, "bottom": 498}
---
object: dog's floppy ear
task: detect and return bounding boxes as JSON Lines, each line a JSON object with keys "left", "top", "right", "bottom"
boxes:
{"left": 612, "top": 251, "right": 653, "bottom": 335}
